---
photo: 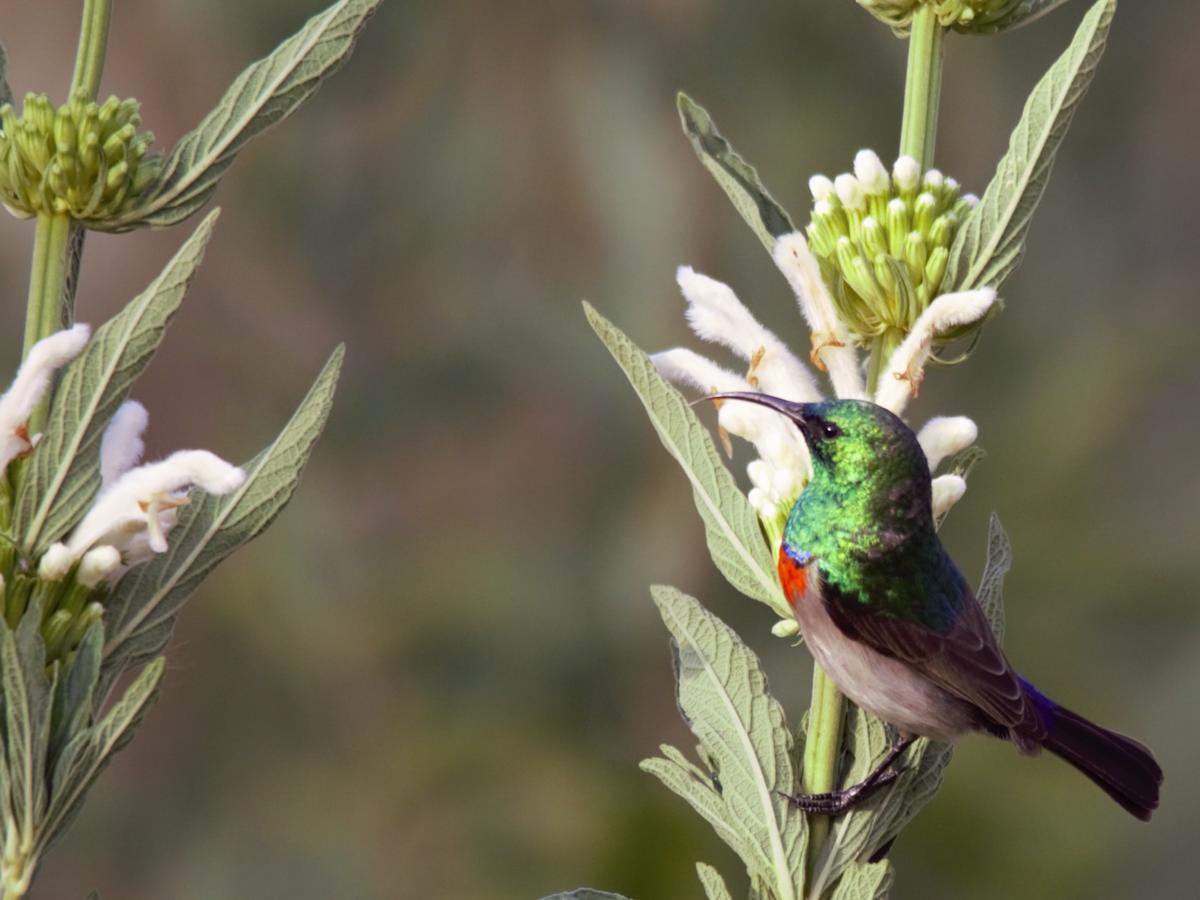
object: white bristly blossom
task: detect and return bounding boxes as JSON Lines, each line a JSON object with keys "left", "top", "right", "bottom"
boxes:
{"left": 39, "top": 400, "right": 246, "bottom": 582}
{"left": 651, "top": 158, "right": 996, "bottom": 579}
{"left": 0, "top": 325, "right": 90, "bottom": 471}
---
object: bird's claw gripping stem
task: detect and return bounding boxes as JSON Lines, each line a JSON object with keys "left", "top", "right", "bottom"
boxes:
{"left": 779, "top": 734, "right": 915, "bottom": 816}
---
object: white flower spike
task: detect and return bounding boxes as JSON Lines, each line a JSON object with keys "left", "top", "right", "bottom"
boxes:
{"left": 0, "top": 324, "right": 90, "bottom": 471}
{"left": 931, "top": 474, "right": 967, "bottom": 519}
{"left": 100, "top": 400, "right": 149, "bottom": 488}
{"left": 675, "top": 266, "right": 821, "bottom": 402}
{"left": 853, "top": 149, "right": 890, "bottom": 195}
{"left": 875, "top": 288, "right": 997, "bottom": 414}
{"left": 917, "top": 415, "right": 978, "bottom": 471}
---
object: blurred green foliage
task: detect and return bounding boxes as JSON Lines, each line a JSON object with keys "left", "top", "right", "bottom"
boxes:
{"left": 0, "top": 0, "right": 1196, "bottom": 897}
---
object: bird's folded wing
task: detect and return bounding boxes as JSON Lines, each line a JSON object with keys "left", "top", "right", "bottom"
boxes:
{"left": 821, "top": 581, "right": 1045, "bottom": 738}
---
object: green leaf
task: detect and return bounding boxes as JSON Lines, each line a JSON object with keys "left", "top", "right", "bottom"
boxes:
{"left": 677, "top": 93, "right": 795, "bottom": 253}
{"left": 2, "top": 602, "right": 54, "bottom": 834}
{"left": 0, "top": 44, "right": 12, "bottom": 108}
{"left": 696, "top": 862, "right": 734, "bottom": 900}
{"left": 15, "top": 210, "right": 221, "bottom": 555}
{"left": 101, "top": 347, "right": 344, "bottom": 672}
{"left": 539, "top": 892, "right": 631, "bottom": 900}
{"left": 49, "top": 622, "right": 102, "bottom": 763}
{"left": 108, "top": 0, "right": 382, "bottom": 230}
{"left": 977, "top": 512, "right": 1013, "bottom": 641}
{"left": 39, "top": 658, "right": 164, "bottom": 855}
{"left": 584, "top": 304, "right": 788, "bottom": 618}
{"left": 829, "top": 860, "right": 894, "bottom": 900}
{"left": 642, "top": 586, "right": 805, "bottom": 900}
{"left": 943, "top": 0, "right": 1115, "bottom": 292}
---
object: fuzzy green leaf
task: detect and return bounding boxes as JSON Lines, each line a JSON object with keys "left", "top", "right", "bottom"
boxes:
{"left": 977, "top": 512, "right": 1012, "bottom": 641}
{"left": 0, "top": 45, "right": 12, "bottom": 108}
{"left": 644, "top": 586, "right": 806, "bottom": 900}
{"left": 944, "top": 0, "right": 1115, "bottom": 292}
{"left": 15, "top": 210, "right": 220, "bottom": 555}
{"left": 108, "top": 0, "right": 382, "bottom": 230}
{"left": 585, "top": 304, "right": 788, "bottom": 618}
{"left": 829, "top": 860, "right": 894, "bottom": 900}
{"left": 677, "top": 93, "right": 795, "bottom": 253}
{"left": 39, "top": 658, "right": 164, "bottom": 855}
{"left": 49, "top": 623, "right": 102, "bottom": 764}
{"left": 2, "top": 603, "right": 54, "bottom": 836}
{"left": 101, "top": 347, "right": 344, "bottom": 671}
{"left": 696, "top": 862, "right": 734, "bottom": 900}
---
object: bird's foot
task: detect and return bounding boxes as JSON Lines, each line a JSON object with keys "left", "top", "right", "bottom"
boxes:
{"left": 779, "top": 766, "right": 903, "bottom": 815}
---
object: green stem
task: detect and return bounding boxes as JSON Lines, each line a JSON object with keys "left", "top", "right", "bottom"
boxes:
{"left": 70, "top": 0, "right": 112, "bottom": 100}
{"left": 21, "top": 214, "right": 74, "bottom": 434}
{"left": 898, "top": 5, "right": 946, "bottom": 169}
{"left": 803, "top": 667, "right": 846, "bottom": 864}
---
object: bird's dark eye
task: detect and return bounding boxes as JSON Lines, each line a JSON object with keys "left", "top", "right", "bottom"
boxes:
{"left": 819, "top": 420, "right": 841, "bottom": 439}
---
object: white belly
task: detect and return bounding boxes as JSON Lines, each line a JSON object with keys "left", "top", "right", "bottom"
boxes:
{"left": 794, "top": 570, "right": 972, "bottom": 742}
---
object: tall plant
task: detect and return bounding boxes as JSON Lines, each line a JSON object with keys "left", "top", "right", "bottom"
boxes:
{"left": 552, "top": 0, "right": 1116, "bottom": 896}
{"left": 0, "top": 1, "right": 379, "bottom": 894}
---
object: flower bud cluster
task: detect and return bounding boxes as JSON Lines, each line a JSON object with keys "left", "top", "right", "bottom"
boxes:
{"left": 857, "top": 0, "right": 1028, "bottom": 32}
{"left": 805, "top": 150, "right": 977, "bottom": 347}
{"left": 0, "top": 92, "right": 161, "bottom": 221}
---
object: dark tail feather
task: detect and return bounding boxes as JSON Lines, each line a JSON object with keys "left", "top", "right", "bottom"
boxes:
{"left": 1040, "top": 702, "right": 1163, "bottom": 821}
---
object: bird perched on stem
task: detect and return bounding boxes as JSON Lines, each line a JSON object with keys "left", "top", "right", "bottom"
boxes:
{"left": 708, "top": 392, "right": 1162, "bottom": 820}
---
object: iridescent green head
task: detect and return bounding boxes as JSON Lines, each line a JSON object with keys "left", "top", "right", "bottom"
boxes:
{"left": 707, "top": 393, "right": 929, "bottom": 496}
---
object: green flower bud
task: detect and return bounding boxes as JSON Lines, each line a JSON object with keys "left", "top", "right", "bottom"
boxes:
{"left": 804, "top": 149, "right": 973, "bottom": 346}
{"left": 0, "top": 91, "right": 161, "bottom": 222}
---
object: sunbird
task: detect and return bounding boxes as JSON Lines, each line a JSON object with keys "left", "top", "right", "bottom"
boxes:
{"left": 708, "top": 393, "right": 1162, "bottom": 820}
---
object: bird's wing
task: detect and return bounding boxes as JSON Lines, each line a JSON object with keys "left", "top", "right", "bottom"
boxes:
{"left": 821, "top": 578, "right": 1046, "bottom": 738}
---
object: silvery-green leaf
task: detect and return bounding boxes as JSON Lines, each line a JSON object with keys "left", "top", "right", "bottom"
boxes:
{"left": 585, "top": 304, "right": 788, "bottom": 618}
{"left": 943, "top": 0, "right": 1115, "bottom": 292}
{"left": 94, "top": 619, "right": 171, "bottom": 707}
{"left": 101, "top": 347, "right": 344, "bottom": 670}
{"left": 977, "top": 512, "right": 1012, "bottom": 641}
{"left": 829, "top": 860, "right": 894, "bottom": 900}
{"left": 0, "top": 44, "right": 12, "bottom": 108}
{"left": 696, "top": 862, "right": 734, "bottom": 900}
{"left": 3, "top": 601, "right": 54, "bottom": 833}
{"left": 49, "top": 622, "right": 102, "bottom": 763}
{"left": 677, "top": 93, "right": 795, "bottom": 253}
{"left": 15, "top": 210, "right": 220, "bottom": 555}
{"left": 539, "top": 892, "right": 631, "bottom": 900}
{"left": 38, "top": 658, "right": 164, "bottom": 855}
{"left": 645, "top": 585, "right": 805, "bottom": 900}
{"left": 107, "top": 0, "right": 382, "bottom": 230}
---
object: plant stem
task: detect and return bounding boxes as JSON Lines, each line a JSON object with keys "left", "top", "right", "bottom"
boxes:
{"left": 70, "top": 0, "right": 112, "bottom": 99}
{"left": 898, "top": 5, "right": 946, "bottom": 169}
{"left": 20, "top": 0, "right": 110, "bottom": 432}
{"left": 802, "top": 667, "right": 845, "bottom": 863}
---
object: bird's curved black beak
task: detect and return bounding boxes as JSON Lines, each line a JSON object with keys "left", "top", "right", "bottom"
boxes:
{"left": 694, "top": 391, "right": 810, "bottom": 421}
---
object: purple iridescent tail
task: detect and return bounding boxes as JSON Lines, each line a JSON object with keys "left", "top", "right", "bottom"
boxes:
{"left": 1022, "top": 680, "right": 1162, "bottom": 821}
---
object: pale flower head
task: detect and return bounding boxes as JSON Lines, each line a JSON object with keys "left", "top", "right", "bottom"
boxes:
{"left": 0, "top": 325, "right": 90, "bottom": 471}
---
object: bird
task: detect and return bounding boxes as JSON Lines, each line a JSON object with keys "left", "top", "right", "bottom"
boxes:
{"left": 706, "top": 392, "right": 1162, "bottom": 820}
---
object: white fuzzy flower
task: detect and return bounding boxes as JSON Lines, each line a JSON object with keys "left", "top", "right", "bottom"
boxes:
{"left": 771, "top": 233, "right": 866, "bottom": 400}
{"left": 917, "top": 416, "right": 978, "bottom": 471}
{"left": 931, "top": 474, "right": 967, "bottom": 518}
{"left": 100, "top": 400, "right": 149, "bottom": 488}
{"left": 834, "top": 173, "right": 865, "bottom": 210}
{"left": 0, "top": 325, "right": 90, "bottom": 471}
{"left": 892, "top": 155, "right": 921, "bottom": 192}
{"left": 676, "top": 266, "right": 821, "bottom": 401}
{"left": 808, "top": 175, "right": 835, "bottom": 201}
{"left": 875, "top": 288, "right": 997, "bottom": 414}
{"left": 853, "top": 149, "right": 890, "bottom": 195}
{"left": 77, "top": 545, "right": 122, "bottom": 588}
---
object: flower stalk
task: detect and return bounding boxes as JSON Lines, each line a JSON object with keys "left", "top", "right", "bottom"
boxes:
{"left": 899, "top": 5, "right": 945, "bottom": 168}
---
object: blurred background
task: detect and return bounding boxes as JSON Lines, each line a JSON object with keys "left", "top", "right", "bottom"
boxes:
{"left": 1, "top": 0, "right": 1197, "bottom": 897}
